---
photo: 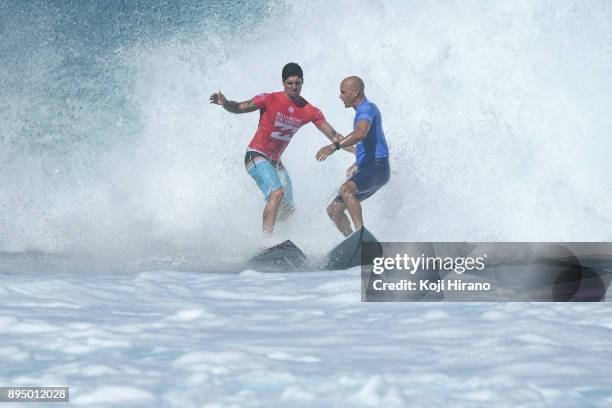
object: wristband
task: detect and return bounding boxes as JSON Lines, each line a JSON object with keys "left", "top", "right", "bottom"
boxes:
{"left": 333, "top": 141, "right": 341, "bottom": 151}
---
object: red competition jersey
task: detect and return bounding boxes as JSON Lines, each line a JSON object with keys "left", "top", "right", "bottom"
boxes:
{"left": 248, "top": 92, "right": 325, "bottom": 162}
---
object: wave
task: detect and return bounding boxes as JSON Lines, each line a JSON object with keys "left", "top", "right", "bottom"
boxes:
{"left": 2, "top": 0, "right": 612, "bottom": 268}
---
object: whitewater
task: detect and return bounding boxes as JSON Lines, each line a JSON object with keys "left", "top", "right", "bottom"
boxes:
{"left": 2, "top": 0, "right": 612, "bottom": 406}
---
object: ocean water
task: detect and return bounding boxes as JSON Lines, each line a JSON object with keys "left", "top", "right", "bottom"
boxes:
{"left": 2, "top": 1, "right": 612, "bottom": 406}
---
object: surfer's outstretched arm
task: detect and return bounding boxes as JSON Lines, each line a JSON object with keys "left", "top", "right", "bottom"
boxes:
{"left": 315, "top": 121, "right": 356, "bottom": 153}
{"left": 209, "top": 91, "right": 259, "bottom": 114}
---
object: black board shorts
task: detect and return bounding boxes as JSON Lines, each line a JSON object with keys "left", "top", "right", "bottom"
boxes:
{"left": 336, "top": 158, "right": 390, "bottom": 202}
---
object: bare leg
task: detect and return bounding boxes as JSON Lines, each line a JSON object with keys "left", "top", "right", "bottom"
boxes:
{"left": 327, "top": 200, "right": 353, "bottom": 237}
{"left": 263, "top": 187, "right": 284, "bottom": 234}
{"left": 339, "top": 180, "right": 364, "bottom": 231}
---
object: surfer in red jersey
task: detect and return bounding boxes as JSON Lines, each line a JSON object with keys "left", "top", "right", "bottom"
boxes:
{"left": 210, "top": 63, "right": 353, "bottom": 234}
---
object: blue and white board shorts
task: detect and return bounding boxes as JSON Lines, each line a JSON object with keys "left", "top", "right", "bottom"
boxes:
{"left": 245, "top": 151, "right": 294, "bottom": 207}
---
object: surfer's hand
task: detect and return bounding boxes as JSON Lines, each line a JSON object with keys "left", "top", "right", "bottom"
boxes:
{"left": 209, "top": 91, "right": 226, "bottom": 106}
{"left": 316, "top": 145, "right": 336, "bottom": 161}
{"left": 346, "top": 163, "right": 357, "bottom": 178}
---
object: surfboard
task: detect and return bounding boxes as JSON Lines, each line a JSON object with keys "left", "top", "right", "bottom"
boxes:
{"left": 248, "top": 239, "right": 307, "bottom": 272}
{"left": 326, "top": 227, "right": 382, "bottom": 270}
{"left": 246, "top": 227, "right": 382, "bottom": 272}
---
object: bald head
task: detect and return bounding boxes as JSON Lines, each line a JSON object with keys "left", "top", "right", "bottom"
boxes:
{"left": 339, "top": 76, "right": 366, "bottom": 109}
{"left": 341, "top": 76, "right": 365, "bottom": 94}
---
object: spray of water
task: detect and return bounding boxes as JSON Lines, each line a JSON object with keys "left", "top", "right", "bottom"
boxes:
{"left": 2, "top": 0, "right": 611, "bottom": 270}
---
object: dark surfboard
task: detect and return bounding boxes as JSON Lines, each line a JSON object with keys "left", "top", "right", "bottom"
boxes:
{"left": 326, "top": 227, "right": 383, "bottom": 270}
{"left": 248, "top": 240, "right": 307, "bottom": 272}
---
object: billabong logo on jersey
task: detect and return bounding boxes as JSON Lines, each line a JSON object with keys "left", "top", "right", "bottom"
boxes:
{"left": 271, "top": 112, "right": 302, "bottom": 142}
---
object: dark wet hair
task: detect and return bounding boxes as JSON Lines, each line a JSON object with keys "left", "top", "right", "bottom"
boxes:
{"left": 282, "top": 62, "right": 303, "bottom": 82}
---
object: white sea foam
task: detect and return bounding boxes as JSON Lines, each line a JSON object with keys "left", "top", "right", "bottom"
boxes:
{"left": 1, "top": 269, "right": 612, "bottom": 407}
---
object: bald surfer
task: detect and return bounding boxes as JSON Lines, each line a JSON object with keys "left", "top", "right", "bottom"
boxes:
{"left": 316, "top": 76, "right": 390, "bottom": 237}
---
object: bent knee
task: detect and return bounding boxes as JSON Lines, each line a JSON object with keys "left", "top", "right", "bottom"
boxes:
{"left": 340, "top": 182, "right": 357, "bottom": 197}
{"left": 268, "top": 187, "right": 284, "bottom": 201}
